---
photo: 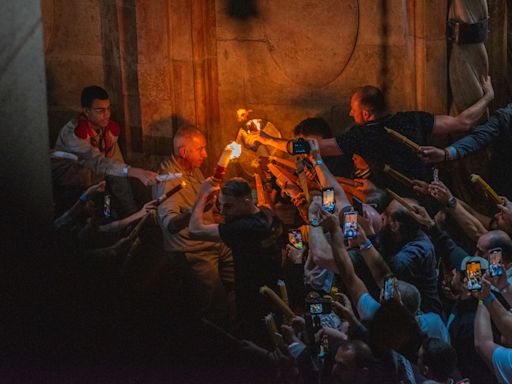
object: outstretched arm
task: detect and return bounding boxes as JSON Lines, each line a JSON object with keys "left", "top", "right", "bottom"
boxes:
{"left": 188, "top": 179, "right": 222, "bottom": 242}
{"left": 432, "top": 75, "right": 494, "bottom": 135}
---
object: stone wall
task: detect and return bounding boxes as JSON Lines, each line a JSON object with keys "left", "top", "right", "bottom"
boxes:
{"left": 43, "top": 0, "right": 449, "bottom": 174}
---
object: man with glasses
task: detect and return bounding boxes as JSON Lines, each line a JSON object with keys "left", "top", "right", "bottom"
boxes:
{"left": 52, "top": 86, "right": 157, "bottom": 216}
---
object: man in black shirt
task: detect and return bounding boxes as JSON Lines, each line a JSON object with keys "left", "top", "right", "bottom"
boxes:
{"left": 249, "top": 80, "right": 493, "bottom": 195}
{"left": 189, "top": 177, "right": 283, "bottom": 342}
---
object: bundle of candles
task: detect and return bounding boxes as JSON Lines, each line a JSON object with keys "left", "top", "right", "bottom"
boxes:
{"left": 386, "top": 188, "right": 416, "bottom": 212}
{"left": 470, "top": 174, "right": 504, "bottom": 205}
{"left": 156, "top": 180, "right": 187, "bottom": 205}
{"left": 384, "top": 127, "right": 421, "bottom": 152}
{"left": 254, "top": 173, "right": 271, "bottom": 208}
{"left": 259, "top": 285, "right": 295, "bottom": 319}
{"left": 212, "top": 141, "right": 242, "bottom": 184}
{"left": 267, "top": 163, "right": 309, "bottom": 222}
{"left": 383, "top": 164, "right": 413, "bottom": 187}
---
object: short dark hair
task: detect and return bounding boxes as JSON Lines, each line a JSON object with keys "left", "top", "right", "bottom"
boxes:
{"left": 421, "top": 337, "right": 457, "bottom": 381}
{"left": 392, "top": 201, "right": 421, "bottom": 242}
{"left": 221, "top": 177, "right": 252, "bottom": 198}
{"left": 293, "top": 117, "right": 332, "bottom": 139}
{"left": 355, "top": 85, "right": 386, "bottom": 115}
{"left": 81, "top": 86, "right": 109, "bottom": 108}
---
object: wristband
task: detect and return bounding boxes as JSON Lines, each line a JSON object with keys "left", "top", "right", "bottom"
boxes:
{"left": 313, "top": 159, "right": 324, "bottom": 167}
{"left": 123, "top": 165, "right": 130, "bottom": 177}
{"left": 445, "top": 146, "right": 457, "bottom": 161}
{"left": 309, "top": 217, "right": 321, "bottom": 227}
{"left": 79, "top": 194, "right": 88, "bottom": 202}
{"left": 359, "top": 239, "right": 373, "bottom": 250}
{"left": 482, "top": 293, "right": 496, "bottom": 307}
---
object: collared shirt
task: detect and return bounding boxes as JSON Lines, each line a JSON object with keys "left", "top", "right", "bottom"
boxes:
{"left": 154, "top": 155, "right": 217, "bottom": 253}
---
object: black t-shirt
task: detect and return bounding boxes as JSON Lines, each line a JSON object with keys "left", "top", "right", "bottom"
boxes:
{"left": 335, "top": 112, "right": 435, "bottom": 195}
{"left": 219, "top": 210, "right": 282, "bottom": 303}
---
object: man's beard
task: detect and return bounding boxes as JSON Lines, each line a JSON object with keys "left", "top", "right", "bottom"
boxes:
{"left": 379, "top": 226, "right": 402, "bottom": 258}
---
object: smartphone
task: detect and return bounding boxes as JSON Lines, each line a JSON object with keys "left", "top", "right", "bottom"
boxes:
{"left": 383, "top": 277, "right": 395, "bottom": 301}
{"left": 290, "top": 138, "right": 311, "bottom": 155}
{"left": 288, "top": 229, "right": 304, "bottom": 250}
{"left": 466, "top": 261, "right": 483, "bottom": 291}
{"left": 352, "top": 196, "right": 364, "bottom": 216}
{"left": 343, "top": 211, "right": 358, "bottom": 240}
{"left": 489, "top": 248, "right": 504, "bottom": 278}
{"left": 322, "top": 187, "right": 336, "bottom": 214}
{"left": 307, "top": 300, "right": 332, "bottom": 315}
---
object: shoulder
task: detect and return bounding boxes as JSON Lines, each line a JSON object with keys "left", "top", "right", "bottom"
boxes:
{"left": 72, "top": 119, "right": 91, "bottom": 139}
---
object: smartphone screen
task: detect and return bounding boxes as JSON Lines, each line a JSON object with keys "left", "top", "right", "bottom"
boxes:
{"left": 489, "top": 248, "right": 504, "bottom": 278}
{"left": 343, "top": 211, "right": 358, "bottom": 240}
{"left": 322, "top": 187, "right": 335, "bottom": 213}
{"left": 383, "top": 277, "right": 395, "bottom": 301}
{"left": 466, "top": 261, "right": 483, "bottom": 291}
{"left": 352, "top": 196, "right": 363, "bottom": 216}
{"left": 309, "top": 303, "right": 323, "bottom": 315}
{"left": 288, "top": 229, "right": 304, "bottom": 250}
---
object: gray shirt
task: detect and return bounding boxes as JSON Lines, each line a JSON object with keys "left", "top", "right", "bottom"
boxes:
{"left": 153, "top": 156, "right": 217, "bottom": 253}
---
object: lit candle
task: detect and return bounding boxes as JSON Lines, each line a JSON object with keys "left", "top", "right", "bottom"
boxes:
{"left": 212, "top": 141, "right": 241, "bottom": 184}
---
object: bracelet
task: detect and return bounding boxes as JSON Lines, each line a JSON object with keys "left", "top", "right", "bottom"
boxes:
{"left": 123, "top": 165, "right": 130, "bottom": 177}
{"left": 79, "top": 194, "right": 88, "bottom": 202}
{"left": 309, "top": 217, "right": 321, "bottom": 227}
{"left": 359, "top": 239, "right": 373, "bottom": 250}
{"left": 313, "top": 159, "right": 324, "bottom": 167}
{"left": 482, "top": 293, "right": 496, "bottom": 307}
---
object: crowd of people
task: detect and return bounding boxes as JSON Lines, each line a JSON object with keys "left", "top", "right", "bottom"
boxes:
{"left": 48, "top": 79, "right": 512, "bottom": 383}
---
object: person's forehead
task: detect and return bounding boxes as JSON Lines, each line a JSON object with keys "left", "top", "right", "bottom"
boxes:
{"left": 190, "top": 134, "right": 206, "bottom": 147}
{"left": 91, "top": 98, "right": 110, "bottom": 108}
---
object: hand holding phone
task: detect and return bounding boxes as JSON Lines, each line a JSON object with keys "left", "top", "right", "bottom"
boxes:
{"left": 383, "top": 277, "right": 396, "bottom": 301}
{"left": 343, "top": 211, "right": 358, "bottom": 240}
{"left": 466, "top": 261, "right": 483, "bottom": 291}
{"left": 322, "top": 187, "right": 336, "bottom": 214}
{"left": 489, "top": 248, "right": 504, "bottom": 278}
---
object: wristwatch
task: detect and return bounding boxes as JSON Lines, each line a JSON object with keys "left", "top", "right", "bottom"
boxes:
{"left": 446, "top": 196, "right": 457, "bottom": 209}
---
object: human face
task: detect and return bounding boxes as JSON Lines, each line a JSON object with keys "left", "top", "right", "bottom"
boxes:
{"left": 475, "top": 234, "right": 492, "bottom": 257}
{"left": 349, "top": 93, "right": 366, "bottom": 125}
{"left": 331, "top": 344, "right": 365, "bottom": 384}
{"left": 84, "top": 98, "right": 111, "bottom": 129}
{"left": 182, "top": 135, "right": 208, "bottom": 169}
{"left": 217, "top": 192, "right": 251, "bottom": 223}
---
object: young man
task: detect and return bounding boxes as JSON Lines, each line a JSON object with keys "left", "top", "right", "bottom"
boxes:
{"left": 52, "top": 86, "right": 157, "bottom": 215}
{"left": 189, "top": 177, "right": 283, "bottom": 342}
{"left": 154, "top": 126, "right": 235, "bottom": 328}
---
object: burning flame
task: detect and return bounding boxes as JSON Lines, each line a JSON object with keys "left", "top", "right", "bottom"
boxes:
{"left": 237, "top": 108, "right": 252, "bottom": 123}
{"left": 227, "top": 141, "right": 242, "bottom": 159}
